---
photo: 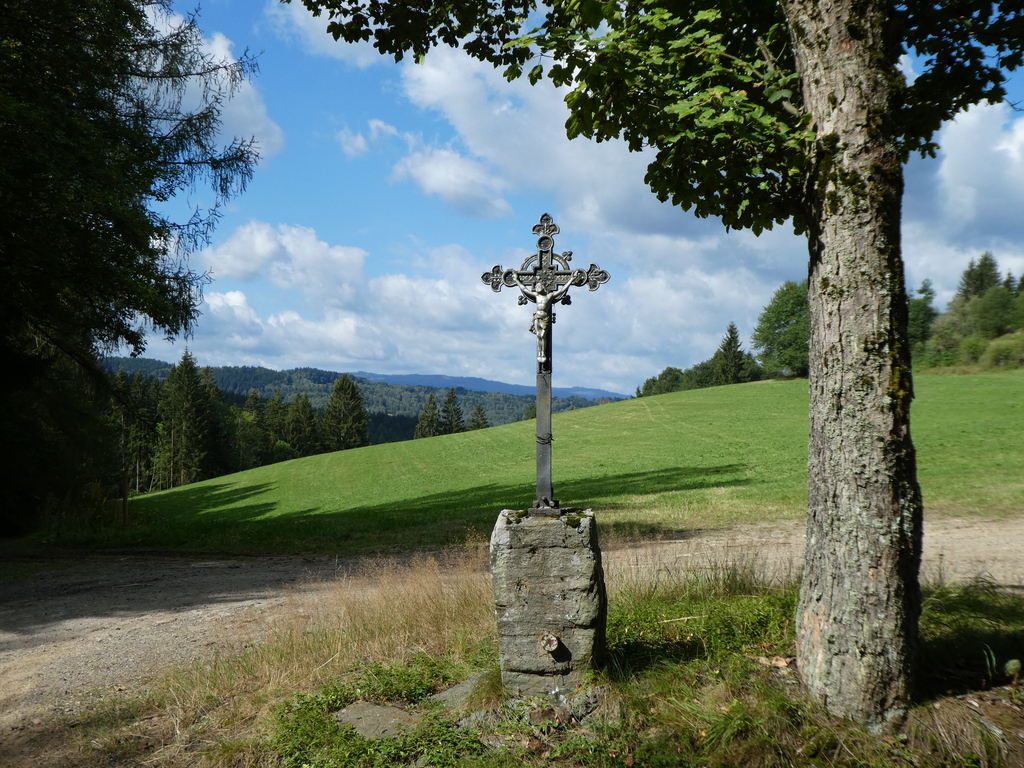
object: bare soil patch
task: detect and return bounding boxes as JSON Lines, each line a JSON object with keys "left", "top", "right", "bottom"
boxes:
{"left": 2, "top": 516, "right": 1022, "bottom": 767}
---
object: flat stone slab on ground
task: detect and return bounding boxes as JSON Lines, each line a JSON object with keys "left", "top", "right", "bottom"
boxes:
{"left": 332, "top": 701, "right": 423, "bottom": 739}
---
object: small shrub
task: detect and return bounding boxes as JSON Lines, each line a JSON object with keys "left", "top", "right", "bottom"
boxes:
{"left": 959, "top": 336, "right": 989, "bottom": 364}
{"left": 979, "top": 332, "right": 1024, "bottom": 370}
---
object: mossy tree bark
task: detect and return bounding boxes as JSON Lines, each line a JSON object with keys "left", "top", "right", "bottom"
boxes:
{"left": 782, "top": 0, "right": 923, "bottom": 729}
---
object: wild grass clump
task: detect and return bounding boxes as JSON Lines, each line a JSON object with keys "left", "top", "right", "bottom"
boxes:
{"left": 271, "top": 557, "right": 992, "bottom": 768}
{"left": 72, "top": 548, "right": 1024, "bottom": 768}
{"left": 918, "top": 575, "right": 1024, "bottom": 697}
{"left": 74, "top": 547, "right": 495, "bottom": 768}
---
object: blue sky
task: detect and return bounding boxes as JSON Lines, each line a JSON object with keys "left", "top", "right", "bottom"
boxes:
{"left": 148, "top": 1, "right": 1024, "bottom": 396}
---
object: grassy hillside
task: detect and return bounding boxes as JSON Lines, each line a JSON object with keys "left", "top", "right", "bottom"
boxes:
{"left": 42, "top": 370, "right": 1022, "bottom": 554}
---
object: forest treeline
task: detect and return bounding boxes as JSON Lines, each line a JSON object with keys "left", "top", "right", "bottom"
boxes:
{"left": 638, "top": 252, "right": 1024, "bottom": 396}
{"left": 101, "top": 353, "right": 615, "bottom": 498}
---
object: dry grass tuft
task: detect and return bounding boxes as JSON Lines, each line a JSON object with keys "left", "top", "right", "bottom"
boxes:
{"left": 114, "top": 547, "right": 495, "bottom": 768}
{"left": 905, "top": 698, "right": 1008, "bottom": 768}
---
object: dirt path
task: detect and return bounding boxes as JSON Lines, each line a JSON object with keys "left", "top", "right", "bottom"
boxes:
{"left": 2, "top": 517, "right": 1022, "bottom": 766}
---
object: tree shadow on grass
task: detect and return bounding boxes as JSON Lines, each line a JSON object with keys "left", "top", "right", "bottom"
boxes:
{"left": 112, "top": 463, "right": 749, "bottom": 554}
{"left": 138, "top": 481, "right": 279, "bottom": 517}
{"left": 603, "top": 637, "right": 710, "bottom": 683}
{"left": 915, "top": 577, "right": 1024, "bottom": 700}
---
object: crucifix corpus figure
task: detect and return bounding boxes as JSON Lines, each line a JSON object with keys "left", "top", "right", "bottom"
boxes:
{"left": 481, "top": 213, "right": 610, "bottom": 510}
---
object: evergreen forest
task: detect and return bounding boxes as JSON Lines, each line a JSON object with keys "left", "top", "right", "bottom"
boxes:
{"left": 99, "top": 354, "right": 614, "bottom": 502}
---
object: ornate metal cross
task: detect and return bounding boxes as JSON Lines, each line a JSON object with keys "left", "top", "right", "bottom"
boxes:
{"left": 482, "top": 213, "right": 609, "bottom": 510}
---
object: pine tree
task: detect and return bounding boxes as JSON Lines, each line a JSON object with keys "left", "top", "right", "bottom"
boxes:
{"left": 154, "top": 350, "right": 211, "bottom": 488}
{"left": 414, "top": 393, "right": 441, "bottom": 439}
{"left": 0, "top": 0, "right": 258, "bottom": 531}
{"left": 127, "top": 371, "right": 158, "bottom": 494}
{"left": 285, "top": 393, "right": 318, "bottom": 456}
{"left": 440, "top": 388, "right": 465, "bottom": 434}
{"left": 956, "top": 252, "right": 1002, "bottom": 300}
{"left": 711, "top": 323, "right": 743, "bottom": 385}
{"left": 320, "top": 375, "right": 369, "bottom": 452}
{"left": 907, "top": 280, "right": 939, "bottom": 348}
{"left": 199, "top": 367, "right": 234, "bottom": 478}
{"left": 468, "top": 404, "right": 490, "bottom": 430}
{"left": 710, "top": 323, "right": 761, "bottom": 385}
{"left": 263, "top": 390, "right": 287, "bottom": 444}
{"left": 243, "top": 390, "right": 262, "bottom": 417}
{"left": 233, "top": 409, "right": 272, "bottom": 471}
{"left": 108, "top": 371, "right": 132, "bottom": 523}
{"left": 970, "top": 285, "right": 1018, "bottom": 339}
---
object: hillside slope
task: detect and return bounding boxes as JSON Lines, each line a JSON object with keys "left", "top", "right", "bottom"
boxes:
{"left": 53, "top": 371, "right": 1024, "bottom": 554}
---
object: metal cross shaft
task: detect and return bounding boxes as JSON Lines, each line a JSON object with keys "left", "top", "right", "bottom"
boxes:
{"left": 481, "top": 213, "right": 609, "bottom": 510}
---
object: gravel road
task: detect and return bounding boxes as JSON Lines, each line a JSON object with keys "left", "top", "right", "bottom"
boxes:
{"left": 2, "top": 516, "right": 1022, "bottom": 766}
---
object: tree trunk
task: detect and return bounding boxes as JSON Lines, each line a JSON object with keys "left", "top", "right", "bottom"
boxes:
{"left": 781, "top": 0, "right": 923, "bottom": 729}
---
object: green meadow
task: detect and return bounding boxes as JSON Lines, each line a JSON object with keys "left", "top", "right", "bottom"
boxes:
{"left": 38, "top": 369, "right": 1021, "bottom": 555}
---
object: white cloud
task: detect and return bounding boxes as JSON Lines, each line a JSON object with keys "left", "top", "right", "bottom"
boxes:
{"left": 202, "top": 32, "right": 286, "bottom": 158}
{"left": 263, "top": 0, "right": 382, "bottom": 67}
{"left": 397, "top": 49, "right": 674, "bottom": 236}
{"left": 391, "top": 148, "right": 512, "bottom": 218}
{"left": 199, "top": 220, "right": 280, "bottom": 280}
{"left": 146, "top": 7, "right": 285, "bottom": 161}
{"left": 160, "top": 12, "right": 1024, "bottom": 396}
{"left": 168, "top": 218, "right": 787, "bottom": 395}
{"left": 200, "top": 221, "right": 368, "bottom": 308}
{"left": 205, "top": 290, "right": 261, "bottom": 327}
{"left": 337, "top": 127, "right": 369, "bottom": 157}
{"left": 369, "top": 119, "right": 400, "bottom": 140}
{"left": 914, "top": 102, "right": 1024, "bottom": 244}
{"left": 267, "top": 225, "right": 367, "bottom": 308}
{"left": 901, "top": 101, "right": 1024, "bottom": 298}
{"left": 898, "top": 54, "right": 918, "bottom": 84}
{"left": 174, "top": 225, "right": 532, "bottom": 381}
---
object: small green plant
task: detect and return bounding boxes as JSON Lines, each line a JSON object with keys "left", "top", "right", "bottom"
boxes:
{"left": 356, "top": 654, "right": 462, "bottom": 704}
{"left": 1006, "top": 658, "right": 1021, "bottom": 699}
{"left": 982, "top": 645, "right": 998, "bottom": 687}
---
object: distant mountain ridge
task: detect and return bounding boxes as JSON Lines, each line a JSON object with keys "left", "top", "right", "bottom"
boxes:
{"left": 348, "top": 371, "right": 626, "bottom": 401}
{"left": 102, "top": 358, "right": 625, "bottom": 428}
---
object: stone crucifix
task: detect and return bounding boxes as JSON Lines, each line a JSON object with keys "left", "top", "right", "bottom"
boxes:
{"left": 482, "top": 213, "right": 610, "bottom": 510}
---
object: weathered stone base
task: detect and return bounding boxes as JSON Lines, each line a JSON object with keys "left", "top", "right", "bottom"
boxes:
{"left": 489, "top": 508, "right": 607, "bottom": 697}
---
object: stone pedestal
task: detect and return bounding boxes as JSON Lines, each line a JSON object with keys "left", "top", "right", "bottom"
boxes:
{"left": 489, "top": 508, "right": 607, "bottom": 697}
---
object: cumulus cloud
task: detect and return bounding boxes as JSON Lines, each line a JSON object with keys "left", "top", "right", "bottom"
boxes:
{"left": 391, "top": 148, "right": 512, "bottom": 218}
{"left": 201, "top": 31, "right": 286, "bottom": 158}
{"left": 935, "top": 103, "right": 1024, "bottom": 237}
{"left": 902, "top": 101, "right": 1024, "bottom": 296}
{"left": 200, "top": 221, "right": 368, "bottom": 308}
{"left": 159, "top": 16, "right": 1024, "bottom": 395}
{"left": 337, "top": 127, "right": 369, "bottom": 157}
{"left": 168, "top": 224, "right": 540, "bottom": 382}
{"left": 205, "top": 290, "right": 262, "bottom": 327}
{"left": 163, "top": 216, "right": 790, "bottom": 395}
{"left": 147, "top": 7, "right": 285, "bottom": 161}
{"left": 398, "top": 48, "right": 675, "bottom": 236}
{"left": 263, "top": 0, "right": 382, "bottom": 67}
